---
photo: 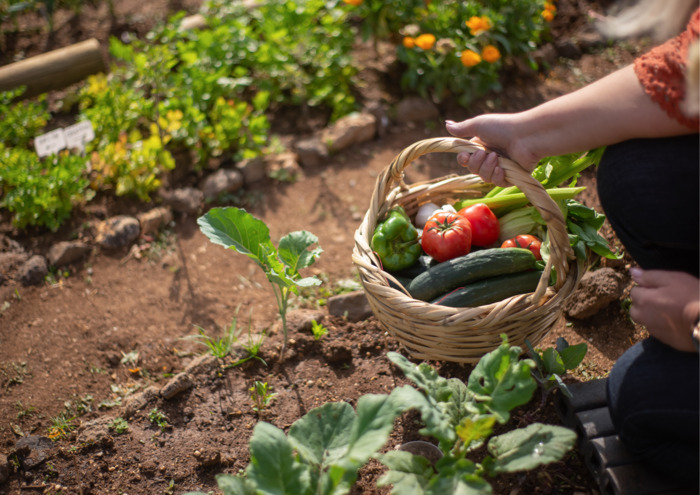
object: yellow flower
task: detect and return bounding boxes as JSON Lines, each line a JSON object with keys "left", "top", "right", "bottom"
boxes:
{"left": 482, "top": 45, "right": 501, "bottom": 63}
{"left": 343, "top": 0, "right": 363, "bottom": 5}
{"left": 415, "top": 33, "right": 436, "bottom": 50}
{"left": 466, "top": 16, "right": 492, "bottom": 36}
{"left": 542, "top": 9, "right": 554, "bottom": 22}
{"left": 461, "top": 49, "right": 482, "bottom": 67}
{"left": 403, "top": 36, "right": 416, "bottom": 49}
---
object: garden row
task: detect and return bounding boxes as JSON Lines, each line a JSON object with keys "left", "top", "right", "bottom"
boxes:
{"left": 0, "top": 0, "right": 556, "bottom": 232}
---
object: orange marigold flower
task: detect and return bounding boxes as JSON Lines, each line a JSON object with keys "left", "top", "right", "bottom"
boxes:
{"left": 461, "top": 49, "right": 482, "bottom": 67}
{"left": 482, "top": 45, "right": 501, "bottom": 63}
{"left": 415, "top": 33, "right": 436, "bottom": 50}
{"left": 466, "top": 16, "right": 492, "bottom": 36}
{"left": 343, "top": 0, "right": 363, "bottom": 5}
{"left": 542, "top": 9, "right": 554, "bottom": 22}
{"left": 544, "top": 2, "right": 557, "bottom": 12}
{"left": 403, "top": 36, "right": 416, "bottom": 49}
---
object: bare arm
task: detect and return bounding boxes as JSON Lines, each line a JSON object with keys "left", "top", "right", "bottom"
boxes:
{"left": 446, "top": 64, "right": 695, "bottom": 185}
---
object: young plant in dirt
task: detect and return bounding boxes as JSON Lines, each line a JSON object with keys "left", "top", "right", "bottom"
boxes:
{"left": 378, "top": 340, "right": 577, "bottom": 494}
{"left": 197, "top": 207, "right": 322, "bottom": 360}
{"left": 525, "top": 337, "right": 588, "bottom": 406}
{"left": 183, "top": 307, "right": 243, "bottom": 360}
{"left": 310, "top": 319, "right": 329, "bottom": 341}
{"left": 250, "top": 381, "right": 277, "bottom": 417}
{"left": 185, "top": 336, "right": 576, "bottom": 495}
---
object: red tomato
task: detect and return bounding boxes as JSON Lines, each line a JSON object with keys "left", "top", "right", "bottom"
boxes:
{"left": 422, "top": 211, "right": 472, "bottom": 262}
{"left": 501, "top": 234, "right": 542, "bottom": 260}
{"left": 457, "top": 203, "right": 500, "bottom": 247}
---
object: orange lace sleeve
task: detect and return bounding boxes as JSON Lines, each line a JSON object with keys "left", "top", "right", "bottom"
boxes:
{"left": 633, "top": 8, "right": 700, "bottom": 130}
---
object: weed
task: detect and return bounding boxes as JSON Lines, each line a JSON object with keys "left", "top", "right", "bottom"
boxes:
{"left": 310, "top": 320, "right": 328, "bottom": 341}
{"left": 229, "top": 326, "right": 267, "bottom": 368}
{"left": 109, "top": 417, "right": 129, "bottom": 435}
{"left": 183, "top": 308, "right": 243, "bottom": 359}
{"left": 47, "top": 412, "right": 77, "bottom": 441}
{"left": 250, "top": 381, "right": 277, "bottom": 416}
{"left": 15, "top": 401, "right": 36, "bottom": 419}
{"left": 148, "top": 408, "right": 170, "bottom": 431}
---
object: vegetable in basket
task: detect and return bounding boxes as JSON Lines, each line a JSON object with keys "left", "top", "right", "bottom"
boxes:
{"left": 421, "top": 210, "right": 472, "bottom": 262}
{"left": 457, "top": 202, "right": 500, "bottom": 247}
{"left": 502, "top": 234, "right": 543, "bottom": 260}
{"left": 371, "top": 205, "right": 422, "bottom": 271}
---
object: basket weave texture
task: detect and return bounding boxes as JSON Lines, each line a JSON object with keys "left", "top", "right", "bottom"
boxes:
{"left": 352, "top": 137, "right": 586, "bottom": 364}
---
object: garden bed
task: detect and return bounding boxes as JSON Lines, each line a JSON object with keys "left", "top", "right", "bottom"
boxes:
{"left": 0, "top": 0, "right": 652, "bottom": 493}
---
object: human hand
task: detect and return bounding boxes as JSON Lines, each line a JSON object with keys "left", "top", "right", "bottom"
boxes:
{"left": 629, "top": 267, "right": 700, "bottom": 353}
{"left": 446, "top": 114, "right": 542, "bottom": 188}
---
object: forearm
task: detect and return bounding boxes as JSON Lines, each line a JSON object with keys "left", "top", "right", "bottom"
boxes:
{"left": 516, "top": 64, "right": 695, "bottom": 159}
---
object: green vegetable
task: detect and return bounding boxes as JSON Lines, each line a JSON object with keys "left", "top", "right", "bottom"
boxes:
{"left": 371, "top": 205, "right": 422, "bottom": 271}
{"left": 407, "top": 248, "right": 536, "bottom": 302}
{"left": 497, "top": 206, "right": 545, "bottom": 242}
{"left": 454, "top": 186, "right": 586, "bottom": 214}
{"left": 431, "top": 270, "right": 543, "bottom": 308}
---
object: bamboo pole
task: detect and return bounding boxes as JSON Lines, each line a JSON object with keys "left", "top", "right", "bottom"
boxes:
{"left": 0, "top": 38, "right": 106, "bottom": 99}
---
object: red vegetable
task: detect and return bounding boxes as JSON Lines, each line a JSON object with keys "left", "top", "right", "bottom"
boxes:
{"left": 457, "top": 203, "right": 500, "bottom": 247}
{"left": 501, "top": 234, "right": 542, "bottom": 260}
{"left": 422, "top": 211, "right": 472, "bottom": 262}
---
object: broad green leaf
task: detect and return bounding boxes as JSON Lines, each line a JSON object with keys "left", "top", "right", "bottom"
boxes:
{"left": 486, "top": 423, "right": 577, "bottom": 474}
{"left": 542, "top": 348, "right": 566, "bottom": 376}
{"left": 215, "top": 473, "right": 257, "bottom": 495}
{"left": 288, "top": 401, "right": 355, "bottom": 467}
{"left": 558, "top": 342, "right": 588, "bottom": 370}
{"left": 387, "top": 352, "right": 452, "bottom": 402}
{"left": 197, "top": 207, "right": 275, "bottom": 268}
{"left": 376, "top": 450, "right": 432, "bottom": 494}
{"left": 467, "top": 338, "right": 536, "bottom": 423}
{"left": 455, "top": 415, "right": 496, "bottom": 451}
{"left": 278, "top": 230, "right": 323, "bottom": 274}
{"left": 429, "top": 456, "right": 491, "bottom": 495}
{"left": 247, "top": 422, "right": 312, "bottom": 495}
{"left": 346, "top": 393, "right": 404, "bottom": 463}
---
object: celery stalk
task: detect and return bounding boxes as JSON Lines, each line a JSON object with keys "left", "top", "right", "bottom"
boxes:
{"left": 454, "top": 186, "right": 586, "bottom": 211}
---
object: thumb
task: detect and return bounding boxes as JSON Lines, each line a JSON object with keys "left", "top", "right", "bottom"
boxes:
{"left": 446, "top": 118, "right": 479, "bottom": 138}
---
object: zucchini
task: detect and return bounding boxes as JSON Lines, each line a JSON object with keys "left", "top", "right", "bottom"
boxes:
{"left": 431, "top": 269, "right": 544, "bottom": 307}
{"left": 407, "top": 248, "right": 536, "bottom": 302}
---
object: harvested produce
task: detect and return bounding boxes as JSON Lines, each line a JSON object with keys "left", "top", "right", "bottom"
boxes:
{"left": 457, "top": 203, "right": 500, "bottom": 247}
{"left": 431, "top": 269, "right": 543, "bottom": 307}
{"left": 421, "top": 210, "right": 472, "bottom": 262}
{"left": 501, "top": 234, "right": 542, "bottom": 260}
{"left": 407, "top": 247, "right": 536, "bottom": 302}
{"left": 371, "top": 205, "right": 422, "bottom": 271}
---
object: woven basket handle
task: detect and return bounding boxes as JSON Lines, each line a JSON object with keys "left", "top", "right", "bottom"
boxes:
{"left": 371, "top": 136, "right": 574, "bottom": 295}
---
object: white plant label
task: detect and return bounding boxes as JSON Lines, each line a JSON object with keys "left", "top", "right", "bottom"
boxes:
{"left": 64, "top": 120, "right": 95, "bottom": 150}
{"left": 34, "top": 128, "right": 67, "bottom": 158}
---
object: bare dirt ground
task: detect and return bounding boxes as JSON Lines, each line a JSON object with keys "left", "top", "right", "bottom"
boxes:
{"left": 0, "top": 1, "right": 651, "bottom": 493}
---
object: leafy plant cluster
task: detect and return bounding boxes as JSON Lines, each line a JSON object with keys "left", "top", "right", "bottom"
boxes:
{"left": 186, "top": 336, "right": 579, "bottom": 495}
{"left": 344, "top": 0, "right": 556, "bottom": 105}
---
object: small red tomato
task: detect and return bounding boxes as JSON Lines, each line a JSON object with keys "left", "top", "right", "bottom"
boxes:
{"left": 422, "top": 211, "right": 472, "bottom": 262}
{"left": 457, "top": 203, "right": 500, "bottom": 247}
{"left": 501, "top": 234, "right": 542, "bottom": 260}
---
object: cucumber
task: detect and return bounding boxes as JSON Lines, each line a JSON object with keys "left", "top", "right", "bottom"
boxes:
{"left": 407, "top": 248, "right": 536, "bottom": 302}
{"left": 431, "top": 269, "right": 544, "bottom": 308}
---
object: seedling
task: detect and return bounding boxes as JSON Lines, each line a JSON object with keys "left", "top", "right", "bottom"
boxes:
{"left": 148, "top": 408, "right": 170, "bottom": 432}
{"left": 47, "top": 412, "right": 77, "bottom": 441}
{"left": 198, "top": 207, "right": 322, "bottom": 360}
{"left": 109, "top": 417, "right": 129, "bottom": 435}
{"left": 250, "top": 381, "right": 277, "bottom": 416}
{"left": 184, "top": 308, "right": 243, "bottom": 360}
{"left": 526, "top": 337, "right": 588, "bottom": 405}
{"left": 15, "top": 401, "right": 36, "bottom": 419}
{"left": 229, "top": 327, "right": 267, "bottom": 368}
{"left": 310, "top": 319, "right": 328, "bottom": 341}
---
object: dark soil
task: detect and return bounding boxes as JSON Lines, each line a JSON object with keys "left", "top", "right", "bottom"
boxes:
{"left": 0, "top": 1, "right": 650, "bottom": 493}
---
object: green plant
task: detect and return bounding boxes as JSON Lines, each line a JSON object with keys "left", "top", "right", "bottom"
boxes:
{"left": 526, "top": 337, "right": 588, "bottom": 405}
{"left": 47, "top": 411, "right": 77, "bottom": 440}
{"left": 187, "top": 336, "right": 576, "bottom": 495}
{"left": 0, "top": 88, "right": 49, "bottom": 148}
{"left": 250, "top": 381, "right": 277, "bottom": 415}
{"left": 197, "top": 207, "right": 322, "bottom": 360}
{"left": 0, "top": 146, "right": 92, "bottom": 231}
{"left": 310, "top": 320, "right": 328, "bottom": 341}
{"left": 109, "top": 417, "right": 129, "bottom": 435}
{"left": 229, "top": 326, "right": 267, "bottom": 368}
{"left": 15, "top": 401, "right": 36, "bottom": 419}
{"left": 184, "top": 308, "right": 243, "bottom": 359}
{"left": 148, "top": 408, "right": 170, "bottom": 432}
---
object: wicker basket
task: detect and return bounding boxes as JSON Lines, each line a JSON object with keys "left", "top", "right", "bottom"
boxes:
{"left": 352, "top": 137, "right": 586, "bottom": 363}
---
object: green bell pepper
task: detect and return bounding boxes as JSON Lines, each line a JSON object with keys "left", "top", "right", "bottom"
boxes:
{"left": 371, "top": 205, "right": 422, "bottom": 271}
